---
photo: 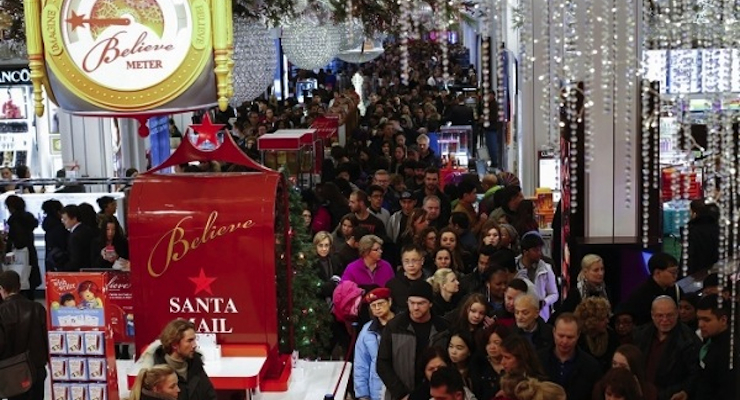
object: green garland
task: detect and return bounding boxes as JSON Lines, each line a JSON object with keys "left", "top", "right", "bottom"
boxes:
{"left": 4, "top": 0, "right": 470, "bottom": 43}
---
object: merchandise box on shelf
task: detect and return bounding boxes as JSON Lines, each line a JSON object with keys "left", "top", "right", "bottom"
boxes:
{"left": 46, "top": 271, "right": 134, "bottom": 400}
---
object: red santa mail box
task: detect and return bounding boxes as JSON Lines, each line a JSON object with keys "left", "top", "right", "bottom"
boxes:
{"left": 128, "top": 129, "right": 291, "bottom": 388}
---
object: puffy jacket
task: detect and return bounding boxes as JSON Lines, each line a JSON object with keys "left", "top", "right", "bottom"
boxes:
{"left": 354, "top": 319, "right": 385, "bottom": 400}
{"left": 515, "top": 256, "right": 559, "bottom": 321}
{"left": 139, "top": 341, "right": 217, "bottom": 400}
{"left": 333, "top": 280, "right": 365, "bottom": 323}
{"left": 376, "top": 312, "right": 449, "bottom": 400}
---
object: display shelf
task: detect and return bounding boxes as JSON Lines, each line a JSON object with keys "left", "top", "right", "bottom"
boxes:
{"left": 47, "top": 271, "right": 128, "bottom": 400}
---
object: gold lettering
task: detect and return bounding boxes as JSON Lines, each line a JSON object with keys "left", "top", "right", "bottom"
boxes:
{"left": 148, "top": 216, "right": 192, "bottom": 277}
{"left": 148, "top": 212, "right": 254, "bottom": 277}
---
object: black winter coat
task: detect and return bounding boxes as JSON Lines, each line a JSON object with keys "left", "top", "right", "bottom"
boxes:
{"left": 538, "top": 347, "right": 603, "bottom": 400}
{"left": 42, "top": 215, "right": 69, "bottom": 271}
{"left": 0, "top": 294, "right": 48, "bottom": 369}
{"left": 6, "top": 211, "right": 40, "bottom": 288}
{"left": 632, "top": 322, "right": 701, "bottom": 400}
{"left": 695, "top": 329, "right": 736, "bottom": 400}
{"left": 152, "top": 347, "right": 216, "bottom": 400}
{"left": 685, "top": 214, "right": 719, "bottom": 275}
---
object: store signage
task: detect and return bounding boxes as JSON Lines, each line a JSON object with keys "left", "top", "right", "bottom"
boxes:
{"left": 129, "top": 172, "right": 283, "bottom": 351}
{"left": 0, "top": 67, "right": 31, "bottom": 85}
{"left": 36, "top": 0, "right": 216, "bottom": 112}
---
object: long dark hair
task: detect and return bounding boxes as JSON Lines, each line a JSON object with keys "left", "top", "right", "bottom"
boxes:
{"left": 98, "top": 215, "right": 125, "bottom": 243}
{"left": 500, "top": 335, "right": 547, "bottom": 380}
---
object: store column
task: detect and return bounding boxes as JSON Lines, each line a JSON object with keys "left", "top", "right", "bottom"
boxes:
{"left": 519, "top": 0, "right": 640, "bottom": 238}
{"left": 58, "top": 112, "right": 116, "bottom": 178}
{"left": 581, "top": 0, "right": 640, "bottom": 238}
{"left": 117, "top": 118, "right": 148, "bottom": 173}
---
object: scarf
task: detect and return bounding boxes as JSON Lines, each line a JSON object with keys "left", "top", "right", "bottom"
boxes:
{"left": 164, "top": 354, "right": 188, "bottom": 380}
{"left": 577, "top": 279, "right": 609, "bottom": 305}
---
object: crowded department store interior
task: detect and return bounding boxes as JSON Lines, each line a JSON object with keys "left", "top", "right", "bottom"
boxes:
{"left": 0, "top": 1, "right": 739, "bottom": 400}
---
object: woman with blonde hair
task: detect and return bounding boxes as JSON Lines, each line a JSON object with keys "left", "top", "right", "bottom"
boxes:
{"left": 429, "top": 268, "right": 461, "bottom": 318}
{"left": 555, "top": 253, "right": 610, "bottom": 319}
{"left": 514, "top": 378, "right": 566, "bottom": 400}
{"left": 128, "top": 365, "right": 180, "bottom": 400}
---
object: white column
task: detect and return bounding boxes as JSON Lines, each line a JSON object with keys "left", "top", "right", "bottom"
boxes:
{"left": 117, "top": 118, "right": 148, "bottom": 173}
{"left": 582, "top": 0, "right": 640, "bottom": 238}
{"left": 518, "top": 0, "right": 640, "bottom": 238}
{"left": 59, "top": 112, "right": 115, "bottom": 178}
{"left": 517, "top": 0, "right": 550, "bottom": 195}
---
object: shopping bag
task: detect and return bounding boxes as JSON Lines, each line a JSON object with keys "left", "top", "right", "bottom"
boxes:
{"left": 4, "top": 248, "right": 31, "bottom": 290}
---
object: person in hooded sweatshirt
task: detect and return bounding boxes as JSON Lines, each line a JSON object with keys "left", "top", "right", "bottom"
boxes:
{"left": 5, "top": 195, "right": 40, "bottom": 300}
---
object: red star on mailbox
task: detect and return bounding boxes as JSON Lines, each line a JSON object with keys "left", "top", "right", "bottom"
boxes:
{"left": 189, "top": 113, "right": 224, "bottom": 149}
{"left": 188, "top": 268, "right": 217, "bottom": 296}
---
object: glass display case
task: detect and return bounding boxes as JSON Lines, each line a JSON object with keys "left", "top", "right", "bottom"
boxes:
{"left": 437, "top": 125, "right": 473, "bottom": 167}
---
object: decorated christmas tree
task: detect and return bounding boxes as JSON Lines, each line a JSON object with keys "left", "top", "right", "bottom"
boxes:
{"left": 276, "top": 176, "right": 332, "bottom": 359}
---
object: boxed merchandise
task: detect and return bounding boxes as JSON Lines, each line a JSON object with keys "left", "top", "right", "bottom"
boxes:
{"left": 87, "top": 358, "right": 106, "bottom": 381}
{"left": 53, "top": 384, "right": 70, "bottom": 400}
{"left": 68, "top": 358, "right": 87, "bottom": 381}
{"left": 66, "top": 332, "right": 85, "bottom": 355}
{"left": 84, "top": 332, "right": 105, "bottom": 355}
{"left": 88, "top": 384, "right": 107, "bottom": 400}
{"left": 49, "top": 331, "right": 67, "bottom": 354}
{"left": 51, "top": 357, "right": 69, "bottom": 381}
{"left": 70, "top": 384, "right": 87, "bottom": 400}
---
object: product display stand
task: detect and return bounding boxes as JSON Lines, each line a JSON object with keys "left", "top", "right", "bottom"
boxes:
{"left": 46, "top": 271, "right": 130, "bottom": 400}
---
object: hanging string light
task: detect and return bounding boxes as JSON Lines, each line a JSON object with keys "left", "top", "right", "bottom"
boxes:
{"left": 623, "top": 0, "right": 637, "bottom": 205}
{"left": 538, "top": 0, "right": 553, "bottom": 149}
{"left": 583, "top": 0, "right": 595, "bottom": 174}
{"left": 600, "top": 0, "right": 613, "bottom": 114}
{"left": 480, "top": 0, "right": 490, "bottom": 129}
{"left": 550, "top": 0, "right": 563, "bottom": 152}
{"left": 437, "top": 0, "right": 450, "bottom": 85}
{"left": 398, "top": 0, "right": 410, "bottom": 85}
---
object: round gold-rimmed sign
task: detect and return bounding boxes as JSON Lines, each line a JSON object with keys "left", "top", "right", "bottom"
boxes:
{"left": 42, "top": 0, "right": 212, "bottom": 112}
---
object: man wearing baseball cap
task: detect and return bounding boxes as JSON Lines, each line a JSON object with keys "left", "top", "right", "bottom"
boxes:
{"left": 386, "top": 191, "right": 417, "bottom": 244}
{"left": 354, "top": 288, "right": 396, "bottom": 400}
{"left": 377, "top": 281, "right": 448, "bottom": 400}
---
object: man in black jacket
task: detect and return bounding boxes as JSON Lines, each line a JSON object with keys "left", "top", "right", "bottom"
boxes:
{"left": 148, "top": 318, "right": 216, "bottom": 400}
{"left": 632, "top": 296, "right": 700, "bottom": 400}
{"left": 538, "top": 313, "right": 602, "bottom": 400}
{"left": 513, "top": 293, "right": 553, "bottom": 352}
{"left": 0, "top": 271, "right": 48, "bottom": 400}
{"left": 619, "top": 252, "right": 682, "bottom": 326}
{"left": 377, "top": 281, "right": 449, "bottom": 400}
{"left": 695, "top": 294, "right": 737, "bottom": 400}
{"left": 61, "top": 204, "right": 95, "bottom": 271}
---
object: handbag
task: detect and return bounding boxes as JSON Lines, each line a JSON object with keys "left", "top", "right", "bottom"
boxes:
{"left": 477, "top": 133, "right": 490, "bottom": 161}
{"left": 3, "top": 248, "right": 32, "bottom": 290}
{"left": 0, "top": 351, "right": 34, "bottom": 397}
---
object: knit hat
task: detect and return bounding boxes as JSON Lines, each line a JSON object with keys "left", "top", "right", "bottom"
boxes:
{"left": 407, "top": 281, "right": 434, "bottom": 302}
{"left": 364, "top": 287, "right": 392, "bottom": 304}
